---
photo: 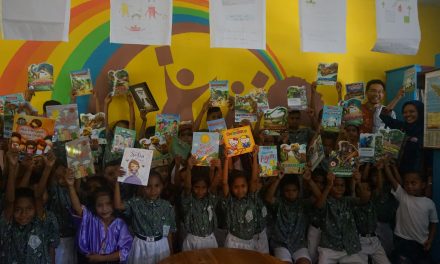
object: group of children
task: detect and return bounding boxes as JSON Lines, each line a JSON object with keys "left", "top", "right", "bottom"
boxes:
{"left": 0, "top": 79, "right": 437, "bottom": 264}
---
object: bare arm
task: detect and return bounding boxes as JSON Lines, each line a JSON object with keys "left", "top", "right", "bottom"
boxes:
{"left": 4, "top": 151, "right": 19, "bottom": 220}
{"left": 209, "top": 158, "right": 222, "bottom": 194}
{"left": 386, "top": 87, "right": 404, "bottom": 111}
{"left": 424, "top": 223, "right": 437, "bottom": 251}
{"left": 222, "top": 157, "right": 230, "bottom": 197}
{"left": 249, "top": 146, "right": 259, "bottom": 193}
{"left": 265, "top": 176, "right": 281, "bottom": 205}
{"left": 194, "top": 99, "right": 210, "bottom": 132}
{"left": 184, "top": 156, "right": 196, "bottom": 196}
{"left": 127, "top": 94, "right": 136, "bottom": 130}
{"left": 316, "top": 172, "right": 334, "bottom": 208}
{"left": 383, "top": 162, "right": 398, "bottom": 191}
{"left": 138, "top": 110, "right": 148, "bottom": 139}
{"left": 104, "top": 94, "right": 113, "bottom": 135}
{"left": 64, "top": 170, "right": 83, "bottom": 216}
{"left": 17, "top": 156, "right": 34, "bottom": 188}
{"left": 35, "top": 153, "right": 56, "bottom": 198}
{"left": 303, "top": 167, "right": 322, "bottom": 199}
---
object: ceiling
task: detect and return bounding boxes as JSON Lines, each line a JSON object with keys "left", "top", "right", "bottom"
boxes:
{"left": 420, "top": 0, "right": 440, "bottom": 6}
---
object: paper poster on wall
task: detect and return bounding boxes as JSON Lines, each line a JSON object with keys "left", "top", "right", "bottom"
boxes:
{"left": 2, "top": 0, "right": 70, "bottom": 41}
{"left": 210, "top": 0, "right": 266, "bottom": 50}
{"left": 299, "top": 0, "right": 346, "bottom": 53}
{"left": 424, "top": 70, "right": 440, "bottom": 148}
{"left": 372, "top": 0, "right": 420, "bottom": 55}
{"left": 110, "top": 0, "right": 173, "bottom": 45}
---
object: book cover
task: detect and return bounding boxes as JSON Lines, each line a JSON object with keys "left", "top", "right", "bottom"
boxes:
{"left": 169, "top": 136, "right": 191, "bottom": 159}
{"left": 280, "top": 143, "right": 307, "bottom": 174}
{"left": 13, "top": 114, "right": 55, "bottom": 142}
{"left": 1, "top": 93, "right": 25, "bottom": 138}
{"left": 70, "top": 69, "right": 93, "bottom": 96}
{"left": 321, "top": 105, "right": 343, "bottom": 133}
{"left": 328, "top": 141, "right": 359, "bottom": 177}
{"left": 263, "top": 107, "right": 288, "bottom": 131}
{"left": 342, "top": 99, "right": 363, "bottom": 127}
{"left": 155, "top": 114, "right": 180, "bottom": 140}
{"left": 191, "top": 132, "right": 220, "bottom": 166}
{"left": 108, "top": 69, "right": 129, "bottom": 96}
{"left": 119, "top": 148, "right": 154, "bottom": 186}
{"left": 46, "top": 104, "right": 80, "bottom": 142}
{"left": 210, "top": 80, "right": 229, "bottom": 107}
{"left": 111, "top": 127, "right": 136, "bottom": 153}
{"left": 28, "top": 62, "right": 54, "bottom": 91}
{"left": 250, "top": 88, "right": 269, "bottom": 113}
{"left": 287, "top": 86, "right": 308, "bottom": 110}
{"left": 207, "top": 118, "right": 227, "bottom": 142}
{"left": 129, "top": 82, "right": 159, "bottom": 112}
{"left": 235, "top": 95, "right": 257, "bottom": 123}
{"left": 378, "top": 128, "right": 405, "bottom": 160}
{"left": 258, "top": 146, "right": 278, "bottom": 177}
{"left": 308, "top": 136, "right": 325, "bottom": 171}
{"left": 65, "top": 137, "right": 95, "bottom": 179}
{"left": 317, "top": 63, "right": 338, "bottom": 85}
{"left": 222, "top": 126, "right": 255, "bottom": 158}
{"left": 345, "top": 82, "right": 365, "bottom": 100}
{"left": 374, "top": 134, "right": 384, "bottom": 161}
{"left": 403, "top": 67, "right": 416, "bottom": 93}
{"left": 80, "top": 113, "right": 107, "bottom": 144}
{"left": 359, "top": 133, "right": 376, "bottom": 163}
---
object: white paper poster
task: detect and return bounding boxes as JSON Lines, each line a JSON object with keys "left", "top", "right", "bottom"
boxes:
{"left": 2, "top": 0, "right": 71, "bottom": 41}
{"left": 210, "top": 0, "right": 266, "bottom": 50}
{"left": 372, "top": 0, "right": 420, "bottom": 55}
{"left": 110, "top": 0, "right": 173, "bottom": 45}
{"left": 299, "top": 0, "right": 346, "bottom": 53}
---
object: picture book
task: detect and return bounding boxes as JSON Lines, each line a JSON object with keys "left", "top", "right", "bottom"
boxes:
{"left": 321, "top": 105, "right": 343, "bottom": 133}
{"left": 280, "top": 143, "right": 307, "bottom": 174}
{"left": 403, "top": 67, "right": 416, "bottom": 93}
{"left": 210, "top": 80, "right": 229, "bottom": 107}
{"left": 307, "top": 136, "right": 325, "bottom": 171}
{"left": 1, "top": 93, "right": 25, "bottom": 138}
{"left": 374, "top": 134, "right": 384, "bottom": 161}
{"left": 108, "top": 69, "right": 129, "bottom": 96}
{"left": 342, "top": 99, "right": 363, "bottom": 127}
{"left": 70, "top": 69, "right": 93, "bottom": 96}
{"left": 13, "top": 114, "right": 55, "bottom": 142}
{"left": 235, "top": 95, "right": 257, "bottom": 123}
{"left": 65, "top": 137, "right": 95, "bottom": 179}
{"left": 378, "top": 128, "right": 406, "bottom": 160}
{"left": 155, "top": 113, "right": 180, "bottom": 140}
{"left": 111, "top": 127, "right": 136, "bottom": 153}
{"left": 263, "top": 107, "right": 288, "bottom": 131}
{"left": 28, "top": 62, "right": 54, "bottom": 91}
{"left": 359, "top": 133, "right": 376, "bottom": 163}
{"left": 287, "top": 86, "right": 308, "bottom": 110}
{"left": 258, "top": 146, "right": 278, "bottom": 177}
{"left": 119, "top": 148, "right": 154, "bottom": 186}
{"left": 345, "top": 82, "right": 365, "bottom": 100}
{"left": 79, "top": 112, "right": 107, "bottom": 144}
{"left": 222, "top": 126, "right": 255, "bottom": 158}
{"left": 169, "top": 136, "right": 191, "bottom": 159}
{"left": 46, "top": 104, "right": 80, "bottom": 142}
{"left": 249, "top": 88, "right": 269, "bottom": 113}
{"left": 316, "top": 63, "right": 338, "bottom": 85}
{"left": 328, "top": 141, "right": 359, "bottom": 177}
{"left": 129, "top": 82, "right": 159, "bottom": 112}
{"left": 207, "top": 118, "right": 227, "bottom": 134}
{"left": 191, "top": 132, "right": 220, "bottom": 166}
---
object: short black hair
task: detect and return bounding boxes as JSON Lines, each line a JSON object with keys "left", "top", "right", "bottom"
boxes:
{"left": 15, "top": 187, "right": 35, "bottom": 203}
{"left": 43, "top": 100, "right": 61, "bottom": 113}
{"left": 144, "top": 126, "right": 156, "bottom": 138}
{"left": 207, "top": 107, "right": 221, "bottom": 117}
{"left": 403, "top": 171, "right": 426, "bottom": 182}
{"left": 366, "top": 79, "right": 385, "bottom": 92}
{"left": 89, "top": 186, "right": 114, "bottom": 215}
{"left": 228, "top": 169, "right": 250, "bottom": 187}
{"left": 279, "top": 174, "right": 300, "bottom": 191}
{"left": 191, "top": 166, "right": 211, "bottom": 187}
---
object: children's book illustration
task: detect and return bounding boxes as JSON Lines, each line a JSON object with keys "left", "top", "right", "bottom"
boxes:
{"left": 191, "top": 132, "right": 220, "bottom": 166}
{"left": 207, "top": 118, "right": 227, "bottom": 143}
{"left": 359, "top": 133, "right": 376, "bottom": 163}
{"left": 80, "top": 112, "right": 107, "bottom": 144}
{"left": 328, "top": 141, "right": 359, "bottom": 177}
{"left": 345, "top": 82, "right": 365, "bottom": 100}
{"left": 263, "top": 107, "right": 288, "bottom": 131}
{"left": 249, "top": 88, "right": 269, "bottom": 113}
{"left": 235, "top": 95, "right": 257, "bottom": 122}
{"left": 169, "top": 136, "right": 191, "bottom": 159}
{"left": 258, "top": 146, "right": 278, "bottom": 177}
{"left": 280, "top": 143, "right": 307, "bottom": 174}
{"left": 317, "top": 63, "right": 338, "bottom": 85}
{"left": 1, "top": 93, "right": 25, "bottom": 138}
{"left": 403, "top": 66, "right": 416, "bottom": 93}
{"left": 378, "top": 128, "right": 406, "bottom": 160}
{"left": 155, "top": 113, "right": 180, "bottom": 140}
{"left": 111, "top": 127, "right": 136, "bottom": 153}
{"left": 210, "top": 80, "right": 229, "bottom": 107}
{"left": 287, "top": 86, "right": 308, "bottom": 110}
{"left": 65, "top": 137, "right": 95, "bottom": 179}
{"left": 307, "top": 135, "right": 325, "bottom": 171}
{"left": 108, "top": 69, "right": 129, "bottom": 96}
{"left": 119, "top": 148, "right": 154, "bottom": 186}
{"left": 70, "top": 69, "right": 93, "bottom": 96}
{"left": 342, "top": 99, "right": 363, "bottom": 127}
{"left": 28, "top": 62, "right": 54, "bottom": 91}
{"left": 321, "top": 105, "right": 343, "bottom": 133}
{"left": 129, "top": 82, "right": 159, "bottom": 112}
{"left": 46, "top": 104, "right": 80, "bottom": 142}
{"left": 222, "top": 126, "right": 255, "bottom": 158}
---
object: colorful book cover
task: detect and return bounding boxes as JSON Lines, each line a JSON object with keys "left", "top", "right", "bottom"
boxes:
{"left": 222, "top": 126, "right": 255, "bottom": 157}
{"left": 359, "top": 133, "right": 376, "bottom": 163}
{"left": 129, "top": 82, "right": 159, "bottom": 112}
{"left": 378, "top": 128, "right": 405, "bottom": 160}
{"left": 108, "top": 69, "right": 129, "bottom": 96}
{"left": 328, "top": 141, "right": 359, "bottom": 177}
{"left": 342, "top": 99, "right": 363, "bottom": 126}
{"left": 316, "top": 63, "right": 338, "bottom": 85}
{"left": 210, "top": 80, "right": 229, "bottom": 107}
{"left": 258, "top": 146, "right": 278, "bottom": 177}
{"left": 191, "top": 132, "right": 220, "bottom": 166}
{"left": 28, "top": 62, "right": 54, "bottom": 91}
{"left": 65, "top": 137, "right": 95, "bottom": 179}
{"left": 70, "top": 69, "right": 93, "bottom": 96}
{"left": 80, "top": 113, "right": 107, "bottom": 144}
{"left": 46, "top": 104, "right": 80, "bottom": 142}
{"left": 155, "top": 114, "right": 180, "bottom": 140}
{"left": 280, "top": 143, "right": 307, "bottom": 174}
{"left": 1, "top": 93, "right": 25, "bottom": 138}
{"left": 403, "top": 67, "right": 416, "bottom": 93}
{"left": 287, "top": 86, "right": 308, "bottom": 110}
{"left": 169, "top": 136, "right": 191, "bottom": 159}
{"left": 345, "top": 82, "right": 365, "bottom": 100}
{"left": 235, "top": 95, "right": 257, "bottom": 123}
{"left": 321, "top": 105, "right": 343, "bottom": 133}
{"left": 112, "top": 127, "right": 136, "bottom": 153}
{"left": 307, "top": 136, "right": 325, "bottom": 171}
{"left": 263, "top": 107, "right": 288, "bottom": 131}
{"left": 207, "top": 118, "right": 227, "bottom": 142}
{"left": 119, "top": 148, "right": 154, "bottom": 186}
{"left": 374, "top": 134, "right": 384, "bottom": 161}
{"left": 250, "top": 88, "right": 269, "bottom": 113}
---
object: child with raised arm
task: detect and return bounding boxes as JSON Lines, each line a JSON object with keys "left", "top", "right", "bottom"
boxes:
{"left": 65, "top": 170, "right": 132, "bottom": 264}
{"left": 114, "top": 171, "right": 176, "bottom": 264}
{"left": 383, "top": 161, "right": 438, "bottom": 263}
{"left": 181, "top": 156, "right": 222, "bottom": 250}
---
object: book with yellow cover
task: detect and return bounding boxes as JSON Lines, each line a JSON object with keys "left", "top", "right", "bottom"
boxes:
{"left": 222, "top": 126, "right": 255, "bottom": 158}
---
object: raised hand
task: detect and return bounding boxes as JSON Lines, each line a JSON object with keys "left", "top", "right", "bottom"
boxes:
{"left": 187, "top": 155, "right": 197, "bottom": 170}
{"left": 64, "top": 169, "right": 75, "bottom": 187}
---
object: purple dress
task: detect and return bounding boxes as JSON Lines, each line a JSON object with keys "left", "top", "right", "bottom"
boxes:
{"left": 74, "top": 206, "right": 133, "bottom": 263}
{"left": 124, "top": 173, "right": 142, "bottom": 186}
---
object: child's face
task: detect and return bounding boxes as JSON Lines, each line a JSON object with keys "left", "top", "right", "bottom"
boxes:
{"left": 55, "top": 165, "right": 68, "bottom": 186}
{"left": 192, "top": 180, "right": 208, "bottom": 199}
{"left": 14, "top": 197, "right": 36, "bottom": 226}
{"left": 330, "top": 177, "right": 346, "bottom": 199}
{"left": 403, "top": 104, "right": 418, "bottom": 124}
{"left": 207, "top": 111, "right": 222, "bottom": 122}
{"left": 345, "top": 126, "right": 359, "bottom": 142}
{"left": 179, "top": 129, "right": 193, "bottom": 145}
{"left": 145, "top": 176, "right": 163, "bottom": 200}
{"left": 231, "top": 177, "right": 248, "bottom": 199}
{"left": 95, "top": 195, "right": 114, "bottom": 221}
{"left": 155, "top": 165, "right": 169, "bottom": 184}
{"left": 312, "top": 174, "right": 325, "bottom": 191}
{"left": 360, "top": 182, "right": 372, "bottom": 200}
{"left": 287, "top": 112, "right": 301, "bottom": 129}
{"left": 403, "top": 173, "right": 425, "bottom": 196}
{"left": 283, "top": 184, "right": 299, "bottom": 202}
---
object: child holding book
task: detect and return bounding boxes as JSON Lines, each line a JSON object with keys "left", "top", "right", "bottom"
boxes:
{"left": 114, "top": 171, "right": 176, "bottom": 264}
{"left": 181, "top": 156, "right": 222, "bottom": 250}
